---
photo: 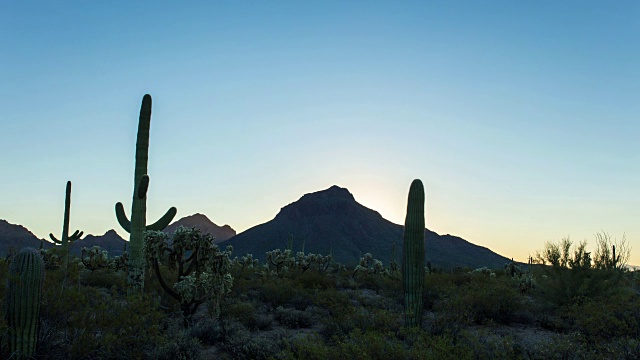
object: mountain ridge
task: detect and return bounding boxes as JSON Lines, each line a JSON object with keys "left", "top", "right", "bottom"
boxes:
{"left": 1, "top": 185, "right": 511, "bottom": 268}
{"left": 219, "top": 185, "right": 511, "bottom": 268}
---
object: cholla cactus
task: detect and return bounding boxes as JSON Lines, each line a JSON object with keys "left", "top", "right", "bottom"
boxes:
{"left": 233, "top": 253, "right": 259, "bottom": 271}
{"left": 471, "top": 267, "right": 496, "bottom": 276}
{"left": 144, "top": 226, "right": 233, "bottom": 327}
{"left": 111, "top": 253, "right": 129, "bottom": 272}
{"left": 295, "top": 251, "right": 311, "bottom": 272}
{"left": 81, "top": 246, "right": 111, "bottom": 272}
{"left": 516, "top": 273, "right": 535, "bottom": 293}
{"left": 292, "top": 252, "right": 333, "bottom": 273}
{"left": 266, "top": 248, "right": 295, "bottom": 276}
{"left": 309, "top": 253, "right": 332, "bottom": 273}
{"left": 353, "top": 253, "right": 388, "bottom": 277}
{"left": 38, "top": 248, "right": 62, "bottom": 270}
{"left": 504, "top": 261, "right": 524, "bottom": 277}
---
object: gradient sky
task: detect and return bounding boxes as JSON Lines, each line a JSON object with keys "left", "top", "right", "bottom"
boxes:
{"left": 1, "top": 1, "right": 639, "bottom": 265}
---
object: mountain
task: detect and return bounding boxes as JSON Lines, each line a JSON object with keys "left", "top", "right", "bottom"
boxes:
{"left": 164, "top": 213, "right": 236, "bottom": 243}
{"left": 219, "top": 185, "right": 511, "bottom": 269}
{"left": 0, "top": 219, "right": 126, "bottom": 257}
{"left": 70, "top": 230, "right": 127, "bottom": 256}
{"left": 0, "top": 219, "right": 50, "bottom": 256}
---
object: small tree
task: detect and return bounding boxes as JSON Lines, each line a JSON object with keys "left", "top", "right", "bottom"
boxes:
{"left": 593, "top": 232, "right": 631, "bottom": 271}
{"left": 144, "top": 226, "right": 233, "bottom": 327}
{"left": 534, "top": 237, "right": 591, "bottom": 270}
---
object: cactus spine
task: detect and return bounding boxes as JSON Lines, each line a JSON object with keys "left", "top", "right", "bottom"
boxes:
{"left": 115, "top": 94, "right": 177, "bottom": 293}
{"left": 4, "top": 248, "right": 45, "bottom": 359}
{"left": 49, "top": 181, "right": 83, "bottom": 253}
{"left": 402, "top": 179, "right": 425, "bottom": 328}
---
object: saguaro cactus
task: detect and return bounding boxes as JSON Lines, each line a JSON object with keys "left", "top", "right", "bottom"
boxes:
{"left": 49, "top": 181, "right": 83, "bottom": 253}
{"left": 115, "top": 94, "right": 177, "bottom": 293}
{"left": 402, "top": 179, "right": 425, "bottom": 328}
{"left": 4, "top": 248, "right": 45, "bottom": 359}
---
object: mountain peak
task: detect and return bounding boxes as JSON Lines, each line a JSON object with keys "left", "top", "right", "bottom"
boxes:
{"left": 103, "top": 229, "right": 119, "bottom": 237}
{"left": 183, "top": 213, "right": 211, "bottom": 221}
{"left": 277, "top": 185, "right": 360, "bottom": 221}
{"left": 316, "top": 185, "right": 355, "bottom": 200}
{"left": 164, "top": 213, "right": 236, "bottom": 242}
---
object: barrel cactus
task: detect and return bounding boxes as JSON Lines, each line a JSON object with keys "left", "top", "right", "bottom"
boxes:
{"left": 402, "top": 179, "right": 425, "bottom": 328}
{"left": 115, "top": 94, "right": 177, "bottom": 293}
{"left": 4, "top": 247, "right": 45, "bottom": 359}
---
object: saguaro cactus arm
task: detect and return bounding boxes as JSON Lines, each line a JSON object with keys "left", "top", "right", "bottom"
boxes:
{"left": 115, "top": 202, "right": 132, "bottom": 233}
{"left": 115, "top": 200, "right": 177, "bottom": 234}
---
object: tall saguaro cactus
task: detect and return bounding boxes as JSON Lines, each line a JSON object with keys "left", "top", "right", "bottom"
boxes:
{"left": 402, "top": 179, "right": 425, "bottom": 328}
{"left": 115, "top": 94, "right": 177, "bottom": 293}
{"left": 49, "top": 181, "right": 83, "bottom": 253}
{"left": 4, "top": 248, "right": 45, "bottom": 359}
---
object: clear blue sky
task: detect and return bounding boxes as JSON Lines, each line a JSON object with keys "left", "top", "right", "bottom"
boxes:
{"left": 1, "top": 1, "right": 639, "bottom": 264}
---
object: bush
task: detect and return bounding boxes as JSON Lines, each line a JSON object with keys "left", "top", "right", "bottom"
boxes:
{"left": 435, "top": 275, "right": 523, "bottom": 325}
{"left": 224, "top": 301, "right": 257, "bottom": 329}
{"left": 154, "top": 327, "right": 202, "bottom": 360}
{"left": 275, "top": 306, "right": 314, "bottom": 329}
{"left": 569, "top": 292, "right": 640, "bottom": 340}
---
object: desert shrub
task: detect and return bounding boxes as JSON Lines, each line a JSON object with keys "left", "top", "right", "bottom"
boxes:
{"left": 275, "top": 306, "right": 314, "bottom": 329}
{"left": 216, "top": 320, "right": 287, "bottom": 360}
{"left": 295, "top": 269, "right": 336, "bottom": 290}
{"left": 224, "top": 301, "right": 257, "bottom": 329}
{"left": 398, "top": 328, "right": 475, "bottom": 360}
{"left": 254, "top": 313, "right": 275, "bottom": 331}
{"left": 258, "top": 277, "right": 310, "bottom": 309}
{"left": 455, "top": 328, "right": 521, "bottom": 359}
{"left": 435, "top": 275, "right": 523, "bottom": 325}
{"left": 534, "top": 266, "right": 626, "bottom": 307}
{"left": 154, "top": 326, "right": 202, "bottom": 360}
{"left": 422, "top": 273, "right": 456, "bottom": 311}
{"left": 356, "top": 272, "right": 400, "bottom": 294}
{"left": 329, "top": 328, "right": 407, "bottom": 359}
{"left": 319, "top": 303, "right": 401, "bottom": 342}
{"left": 355, "top": 289, "right": 401, "bottom": 312}
{"left": 278, "top": 334, "right": 332, "bottom": 360}
{"left": 36, "top": 283, "right": 167, "bottom": 359}
{"left": 79, "top": 266, "right": 127, "bottom": 289}
{"left": 186, "top": 318, "right": 220, "bottom": 346}
{"left": 523, "top": 332, "right": 591, "bottom": 360}
{"left": 568, "top": 292, "right": 640, "bottom": 340}
{"left": 314, "top": 288, "right": 355, "bottom": 339}
{"left": 284, "top": 328, "right": 476, "bottom": 360}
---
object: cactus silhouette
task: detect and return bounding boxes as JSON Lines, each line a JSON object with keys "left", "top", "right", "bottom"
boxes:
{"left": 4, "top": 248, "right": 45, "bottom": 359}
{"left": 402, "top": 179, "right": 425, "bottom": 328}
{"left": 115, "top": 94, "right": 177, "bottom": 293}
{"left": 49, "top": 181, "right": 83, "bottom": 253}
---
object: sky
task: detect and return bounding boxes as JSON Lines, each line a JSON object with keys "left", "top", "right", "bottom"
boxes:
{"left": 1, "top": 1, "right": 639, "bottom": 265}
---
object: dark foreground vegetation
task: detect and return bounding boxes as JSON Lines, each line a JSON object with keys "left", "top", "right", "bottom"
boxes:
{"left": 1, "top": 231, "right": 639, "bottom": 360}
